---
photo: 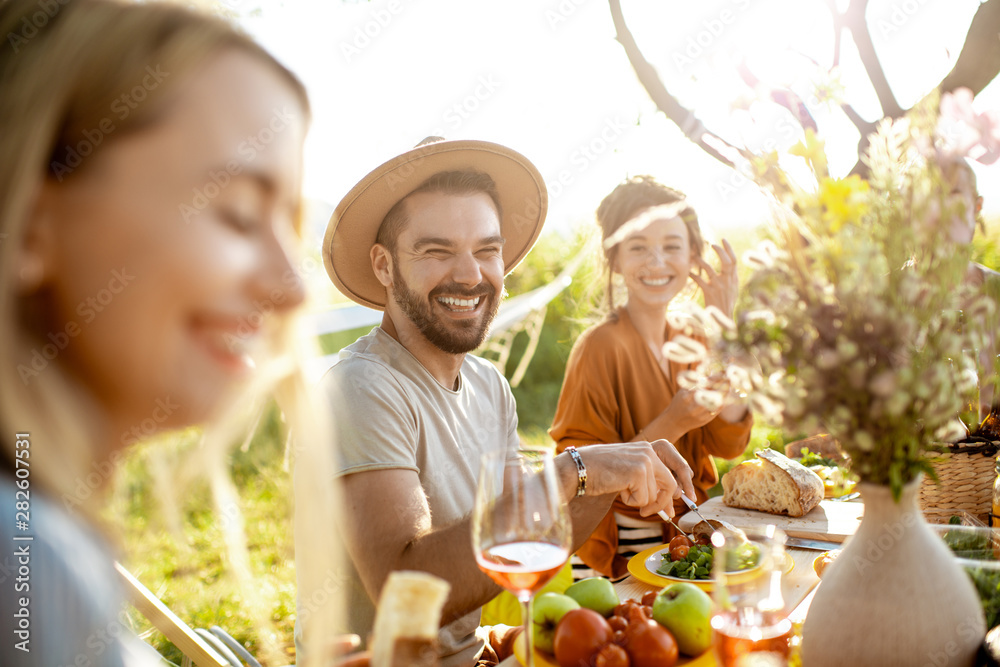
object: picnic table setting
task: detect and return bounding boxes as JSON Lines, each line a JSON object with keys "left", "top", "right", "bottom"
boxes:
{"left": 433, "top": 93, "right": 1000, "bottom": 667}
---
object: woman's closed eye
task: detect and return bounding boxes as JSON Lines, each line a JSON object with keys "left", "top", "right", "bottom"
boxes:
{"left": 219, "top": 208, "right": 260, "bottom": 233}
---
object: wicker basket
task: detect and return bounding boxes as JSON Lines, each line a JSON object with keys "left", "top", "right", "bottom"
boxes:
{"left": 920, "top": 441, "right": 999, "bottom": 525}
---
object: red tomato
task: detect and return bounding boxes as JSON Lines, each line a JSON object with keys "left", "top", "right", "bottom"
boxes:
{"left": 668, "top": 535, "right": 693, "bottom": 551}
{"left": 608, "top": 616, "right": 628, "bottom": 633}
{"left": 554, "top": 608, "right": 614, "bottom": 667}
{"left": 694, "top": 534, "right": 712, "bottom": 546}
{"left": 595, "top": 642, "right": 631, "bottom": 667}
{"left": 640, "top": 591, "right": 657, "bottom": 607}
{"left": 622, "top": 618, "right": 679, "bottom": 667}
{"left": 669, "top": 544, "right": 690, "bottom": 561}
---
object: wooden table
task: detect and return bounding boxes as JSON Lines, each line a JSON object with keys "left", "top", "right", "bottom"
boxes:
{"left": 497, "top": 548, "right": 825, "bottom": 666}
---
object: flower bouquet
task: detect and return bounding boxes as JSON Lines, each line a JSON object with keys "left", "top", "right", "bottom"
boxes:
{"left": 664, "top": 89, "right": 999, "bottom": 665}
{"left": 668, "top": 90, "right": 997, "bottom": 498}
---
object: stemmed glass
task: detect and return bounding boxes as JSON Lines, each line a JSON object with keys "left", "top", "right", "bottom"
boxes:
{"left": 711, "top": 525, "right": 792, "bottom": 666}
{"left": 472, "top": 448, "right": 572, "bottom": 667}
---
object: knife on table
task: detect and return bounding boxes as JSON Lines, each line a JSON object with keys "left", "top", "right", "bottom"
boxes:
{"left": 784, "top": 537, "right": 842, "bottom": 551}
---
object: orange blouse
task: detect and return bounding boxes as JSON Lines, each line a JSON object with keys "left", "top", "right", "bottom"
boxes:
{"left": 550, "top": 307, "right": 753, "bottom": 578}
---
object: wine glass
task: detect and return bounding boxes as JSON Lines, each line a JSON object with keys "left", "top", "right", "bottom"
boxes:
{"left": 711, "top": 525, "right": 792, "bottom": 667}
{"left": 472, "top": 448, "right": 572, "bottom": 667}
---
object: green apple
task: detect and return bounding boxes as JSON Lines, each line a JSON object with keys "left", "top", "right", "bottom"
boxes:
{"left": 652, "top": 582, "right": 713, "bottom": 656}
{"left": 564, "top": 577, "right": 619, "bottom": 617}
{"left": 531, "top": 592, "right": 579, "bottom": 654}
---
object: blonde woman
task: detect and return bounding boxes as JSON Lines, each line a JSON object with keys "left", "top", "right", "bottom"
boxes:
{"left": 550, "top": 176, "right": 752, "bottom": 580}
{"left": 0, "top": 1, "right": 341, "bottom": 665}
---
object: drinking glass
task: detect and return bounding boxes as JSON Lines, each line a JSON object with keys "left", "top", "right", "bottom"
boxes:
{"left": 711, "top": 525, "right": 792, "bottom": 667}
{"left": 472, "top": 448, "right": 572, "bottom": 667}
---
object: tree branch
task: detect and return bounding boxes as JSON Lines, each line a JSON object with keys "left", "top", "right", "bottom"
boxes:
{"left": 939, "top": 0, "right": 1000, "bottom": 96}
{"left": 608, "top": 0, "right": 744, "bottom": 169}
{"left": 845, "top": 0, "right": 903, "bottom": 118}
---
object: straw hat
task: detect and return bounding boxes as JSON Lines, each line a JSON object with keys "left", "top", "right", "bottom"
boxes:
{"left": 322, "top": 139, "right": 548, "bottom": 310}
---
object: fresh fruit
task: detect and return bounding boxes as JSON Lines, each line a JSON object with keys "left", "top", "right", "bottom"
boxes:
{"left": 564, "top": 576, "right": 620, "bottom": 617}
{"left": 621, "top": 617, "right": 679, "bottom": 667}
{"left": 669, "top": 544, "right": 690, "bottom": 561}
{"left": 813, "top": 549, "right": 840, "bottom": 578}
{"left": 668, "top": 534, "right": 693, "bottom": 551}
{"left": 595, "top": 642, "right": 631, "bottom": 667}
{"left": 553, "top": 608, "right": 613, "bottom": 667}
{"left": 651, "top": 582, "right": 713, "bottom": 656}
{"left": 532, "top": 592, "right": 580, "bottom": 654}
{"left": 613, "top": 599, "right": 641, "bottom": 618}
{"left": 640, "top": 591, "right": 657, "bottom": 607}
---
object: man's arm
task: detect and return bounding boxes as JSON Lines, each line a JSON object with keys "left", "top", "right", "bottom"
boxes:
{"left": 339, "top": 440, "right": 695, "bottom": 627}
{"left": 339, "top": 468, "right": 499, "bottom": 626}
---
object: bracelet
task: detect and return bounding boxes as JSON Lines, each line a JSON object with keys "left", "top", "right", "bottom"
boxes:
{"left": 565, "top": 446, "right": 587, "bottom": 497}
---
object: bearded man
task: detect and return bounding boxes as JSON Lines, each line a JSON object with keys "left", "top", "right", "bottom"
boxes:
{"left": 304, "top": 138, "right": 695, "bottom": 667}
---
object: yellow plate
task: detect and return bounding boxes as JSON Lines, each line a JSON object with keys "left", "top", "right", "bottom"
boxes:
{"left": 626, "top": 544, "right": 793, "bottom": 590}
{"left": 513, "top": 631, "right": 716, "bottom": 666}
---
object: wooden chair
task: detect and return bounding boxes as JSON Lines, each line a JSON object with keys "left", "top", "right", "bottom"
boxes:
{"left": 115, "top": 562, "right": 264, "bottom": 667}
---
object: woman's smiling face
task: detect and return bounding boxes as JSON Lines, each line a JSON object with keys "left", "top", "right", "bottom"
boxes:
{"left": 26, "top": 50, "right": 308, "bottom": 440}
{"left": 613, "top": 212, "right": 695, "bottom": 310}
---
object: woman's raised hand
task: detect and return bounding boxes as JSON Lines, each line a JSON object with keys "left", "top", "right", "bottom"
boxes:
{"left": 689, "top": 238, "right": 738, "bottom": 316}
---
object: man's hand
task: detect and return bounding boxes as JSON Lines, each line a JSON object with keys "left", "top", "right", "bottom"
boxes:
{"left": 649, "top": 438, "right": 696, "bottom": 501}
{"left": 569, "top": 441, "right": 691, "bottom": 517}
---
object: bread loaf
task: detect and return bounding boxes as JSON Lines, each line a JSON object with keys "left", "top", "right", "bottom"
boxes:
{"left": 722, "top": 449, "right": 824, "bottom": 517}
{"left": 371, "top": 570, "right": 450, "bottom": 667}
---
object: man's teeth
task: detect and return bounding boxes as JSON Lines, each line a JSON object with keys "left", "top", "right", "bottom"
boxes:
{"left": 438, "top": 296, "right": 481, "bottom": 309}
{"left": 642, "top": 277, "right": 672, "bottom": 286}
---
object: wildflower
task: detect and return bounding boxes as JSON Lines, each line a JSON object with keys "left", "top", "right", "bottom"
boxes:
{"left": 937, "top": 87, "right": 1000, "bottom": 165}
{"left": 818, "top": 175, "right": 870, "bottom": 232}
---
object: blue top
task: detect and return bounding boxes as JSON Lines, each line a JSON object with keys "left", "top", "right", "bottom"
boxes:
{"left": 0, "top": 473, "right": 158, "bottom": 666}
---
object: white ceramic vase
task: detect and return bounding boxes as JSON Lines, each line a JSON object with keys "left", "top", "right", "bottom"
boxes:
{"left": 801, "top": 475, "right": 986, "bottom": 666}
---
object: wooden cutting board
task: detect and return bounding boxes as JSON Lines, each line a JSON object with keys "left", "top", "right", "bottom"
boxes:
{"left": 676, "top": 496, "right": 864, "bottom": 543}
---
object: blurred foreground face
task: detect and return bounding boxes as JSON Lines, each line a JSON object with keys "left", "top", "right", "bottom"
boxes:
{"left": 33, "top": 50, "right": 307, "bottom": 440}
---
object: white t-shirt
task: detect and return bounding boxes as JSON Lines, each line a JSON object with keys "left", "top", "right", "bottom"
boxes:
{"left": 322, "top": 327, "right": 519, "bottom": 667}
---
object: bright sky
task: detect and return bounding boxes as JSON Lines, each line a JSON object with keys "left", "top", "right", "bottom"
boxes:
{"left": 231, "top": 0, "right": 1000, "bottom": 250}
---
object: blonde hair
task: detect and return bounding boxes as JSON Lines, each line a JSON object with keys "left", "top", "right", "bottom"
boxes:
{"left": 0, "top": 1, "right": 339, "bottom": 664}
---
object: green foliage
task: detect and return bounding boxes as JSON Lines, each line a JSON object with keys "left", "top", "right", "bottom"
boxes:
{"left": 108, "top": 411, "right": 297, "bottom": 665}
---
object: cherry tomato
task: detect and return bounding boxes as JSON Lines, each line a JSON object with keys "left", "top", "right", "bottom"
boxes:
{"left": 613, "top": 600, "right": 641, "bottom": 618}
{"left": 595, "top": 642, "right": 631, "bottom": 667}
{"left": 640, "top": 591, "right": 657, "bottom": 607}
{"left": 668, "top": 535, "right": 693, "bottom": 551}
{"left": 608, "top": 616, "right": 628, "bottom": 633}
{"left": 626, "top": 605, "right": 650, "bottom": 627}
{"left": 669, "top": 544, "right": 690, "bottom": 561}
{"left": 694, "top": 534, "right": 712, "bottom": 546}
{"left": 554, "top": 608, "right": 613, "bottom": 667}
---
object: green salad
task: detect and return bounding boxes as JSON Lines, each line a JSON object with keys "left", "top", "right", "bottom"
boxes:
{"left": 938, "top": 519, "right": 1000, "bottom": 628}
{"left": 655, "top": 542, "right": 760, "bottom": 580}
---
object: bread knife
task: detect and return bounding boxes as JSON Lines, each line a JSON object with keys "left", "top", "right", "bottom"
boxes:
{"left": 784, "top": 537, "right": 842, "bottom": 551}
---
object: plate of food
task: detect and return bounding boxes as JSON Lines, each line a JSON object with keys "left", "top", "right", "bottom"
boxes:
{"left": 627, "top": 522, "right": 792, "bottom": 589}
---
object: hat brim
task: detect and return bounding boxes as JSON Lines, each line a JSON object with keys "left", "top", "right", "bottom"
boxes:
{"left": 323, "top": 140, "right": 548, "bottom": 310}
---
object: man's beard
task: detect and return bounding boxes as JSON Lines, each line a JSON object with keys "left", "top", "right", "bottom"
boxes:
{"left": 391, "top": 262, "right": 502, "bottom": 354}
